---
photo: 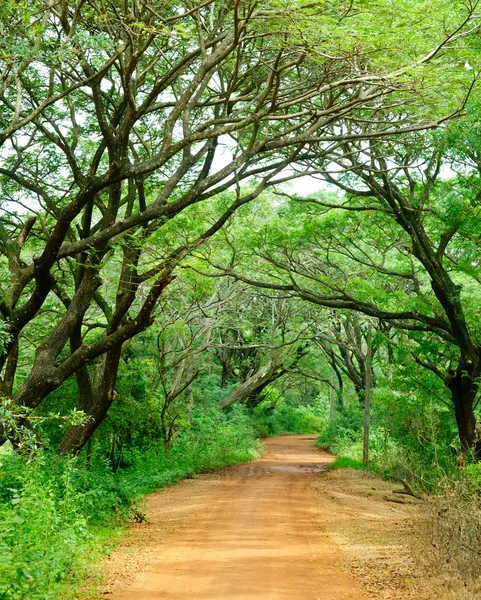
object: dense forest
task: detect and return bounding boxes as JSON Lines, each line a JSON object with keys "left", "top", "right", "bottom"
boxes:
{"left": 1, "top": 1, "right": 481, "bottom": 598}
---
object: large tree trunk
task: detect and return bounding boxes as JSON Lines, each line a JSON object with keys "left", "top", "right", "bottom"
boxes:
{"left": 58, "top": 387, "right": 118, "bottom": 456}
{"left": 58, "top": 345, "right": 123, "bottom": 455}
{"left": 218, "top": 361, "right": 283, "bottom": 409}
{"left": 445, "top": 357, "right": 481, "bottom": 458}
{"left": 245, "top": 375, "right": 284, "bottom": 409}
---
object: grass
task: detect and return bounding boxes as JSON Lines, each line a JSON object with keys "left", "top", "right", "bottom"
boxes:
{"left": 328, "top": 456, "right": 367, "bottom": 470}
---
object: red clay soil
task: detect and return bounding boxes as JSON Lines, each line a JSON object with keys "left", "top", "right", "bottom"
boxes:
{"left": 106, "top": 435, "right": 368, "bottom": 600}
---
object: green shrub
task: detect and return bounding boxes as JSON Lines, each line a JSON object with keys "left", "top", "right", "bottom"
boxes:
{"left": 315, "top": 404, "right": 363, "bottom": 458}
{"left": 0, "top": 455, "right": 92, "bottom": 600}
{"left": 120, "top": 405, "right": 261, "bottom": 492}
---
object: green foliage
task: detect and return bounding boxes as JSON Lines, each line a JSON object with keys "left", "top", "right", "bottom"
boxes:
{"left": 0, "top": 454, "right": 93, "bottom": 600}
{"left": 118, "top": 406, "right": 261, "bottom": 493}
{"left": 462, "top": 462, "right": 481, "bottom": 492}
{"left": 315, "top": 359, "right": 464, "bottom": 488}
{"left": 329, "top": 457, "right": 366, "bottom": 470}
{"left": 315, "top": 403, "right": 364, "bottom": 457}
{"left": 0, "top": 320, "right": 10, "bottom": 356}
{"left": 252, "top": 395, "right": 327, "bottom": 437}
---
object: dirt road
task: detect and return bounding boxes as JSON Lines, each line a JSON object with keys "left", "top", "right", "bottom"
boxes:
{"left": 107, "top": 435, "right": 368, "bottom": 600}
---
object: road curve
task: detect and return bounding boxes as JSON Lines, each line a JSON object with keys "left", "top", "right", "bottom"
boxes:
{"left": 111, "top": 435, "right": 368, "bottom": 600}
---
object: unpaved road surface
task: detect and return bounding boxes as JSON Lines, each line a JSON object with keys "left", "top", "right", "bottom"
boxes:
{"left": 107, "top": 435, "right": 368, "bottom": 600}
{"left": 92, "top": 436, "right": 477, "bottom": 600}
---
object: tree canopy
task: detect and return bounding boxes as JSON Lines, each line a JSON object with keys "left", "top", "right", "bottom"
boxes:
{"left": 0, "top": 0, "right": 480, "bottom": 456}
{"left": 4, "top": 5, "right": 481, "bottom": 597}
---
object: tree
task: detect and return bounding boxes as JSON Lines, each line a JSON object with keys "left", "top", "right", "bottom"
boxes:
{"left": 206, "top": 126, "right": 481, "bottom": 456}
{"left": 312, "top": 312, "right": 379, "bottom": 405}
{"left": 208, "top": 287, "right": 313, "bottom": 409}
{"left": 0, "top": 0, "right": 478, "bottom": 454}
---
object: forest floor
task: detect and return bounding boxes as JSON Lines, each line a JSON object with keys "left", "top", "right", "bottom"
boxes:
{"left": 88, "top": 435, "right": 473, "bottom": 600}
